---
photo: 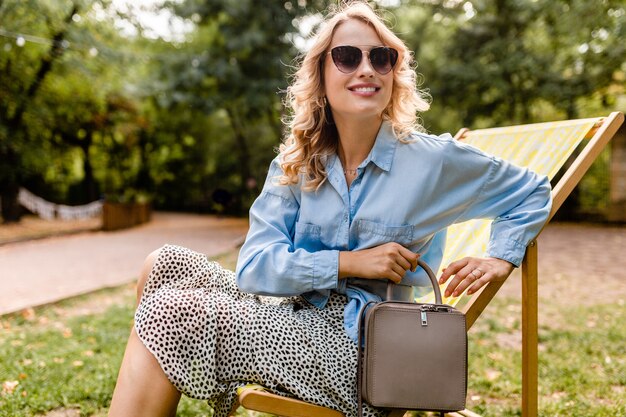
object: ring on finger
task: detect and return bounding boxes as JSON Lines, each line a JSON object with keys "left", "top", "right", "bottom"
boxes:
{"left": 472, "top": 268, "right": 483, "bottom": 278}
{"left": 469, "top": 270, "right": 478, "bottom": 280}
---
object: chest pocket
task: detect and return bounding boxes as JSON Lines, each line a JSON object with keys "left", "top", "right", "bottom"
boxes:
{"left": 354, "top": 219, "right": 414, "bottom": 248}
{"left": 293, "top": 221, "right": 324, "bottom": 252}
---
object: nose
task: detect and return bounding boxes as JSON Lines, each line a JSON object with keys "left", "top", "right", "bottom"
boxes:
{"left": 356, "top": 50, "right": 375, "bottom": 77}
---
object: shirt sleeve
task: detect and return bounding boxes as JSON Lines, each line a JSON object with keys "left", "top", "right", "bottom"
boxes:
{"left": 440, "top": 138, "right": 552, "bottom": 267}
{"left": 235, "top": 158, "right": 340, "bottom": 296}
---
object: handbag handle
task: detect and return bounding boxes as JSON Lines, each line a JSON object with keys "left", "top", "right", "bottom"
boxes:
{"left": 386, "top": 259, "right": 442, "bottom": 304}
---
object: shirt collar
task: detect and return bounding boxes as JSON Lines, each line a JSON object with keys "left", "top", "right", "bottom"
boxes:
{"left": 368, "top": 120, "right": 398, "bottom": 172}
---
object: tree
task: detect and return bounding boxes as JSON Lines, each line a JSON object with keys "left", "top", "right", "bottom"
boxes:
{"left": 0, "top": 0, "right": 82, "bottom": 221}
{"left": 395, "top": 0, "right": 625, "bottom": 134}
{"left": 150, "top": 0, "right": 331, "bottom": 212}
{"left": 0, "top": 0, "right": 152, "bottom": 220}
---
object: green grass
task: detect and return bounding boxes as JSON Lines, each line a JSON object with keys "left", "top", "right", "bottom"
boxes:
{"left": 1, "top": 249, "right": 624, "bottom": 416}
{"left": 0, "top": 285, "right": 135, "bottom": 417}
{"left": 466, "top": 298, "right": 626, "bottom": 416}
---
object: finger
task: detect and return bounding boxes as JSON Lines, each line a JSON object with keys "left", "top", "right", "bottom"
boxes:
{"left": 444, "top": 274, "right": 465, "bottom": 297}
{"left": 397, "top": 246, "right": 419, "bottom": 271}
{"left": 445, "top": 264, "right": 479, "bottom": 297}
{"left": 394, "top": 254, "right": 412, "bottom": 272}
{"left": 410, "top": 252, "right": 420, "bottom": 271}
{"left": 445, "top": 275, "right": 463, "bottom": 298}
{"left": 391, "top": 272, "right": 403, "bottom": 284}
{"left": 449, "top": 274, "right": 474, "bottom": 297}
{"left": 384, "top": 267, "right": 403, "bottom": 283}
{"left": 467, "top": 274, "right": 491, "bottom": 295}
{"left": 450, "top": 265, "right": 487, "bottom": 297}
{"left": 439, "top": 258, "right": 469, "bottom": 286}
{"left": 439, "top": 258, "right": 469, "bottom": 284}
{"left": 391, "top": 263, "right": 407, "bottom": 281}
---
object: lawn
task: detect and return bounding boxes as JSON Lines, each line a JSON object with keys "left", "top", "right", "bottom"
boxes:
{"left": 1, "top": 249, "right": 624, "bottom": 417}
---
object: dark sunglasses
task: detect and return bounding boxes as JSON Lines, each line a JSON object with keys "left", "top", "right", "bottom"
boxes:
{"left": 328, "top": 45, "right": 399, "bottom": 75}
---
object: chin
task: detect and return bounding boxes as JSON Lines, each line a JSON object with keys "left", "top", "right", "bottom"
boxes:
{"left": 353, "top": 107, "right": 386, "bottom": 119}
{"left": 331, "top": 101, "right": 388, "bottom": 122}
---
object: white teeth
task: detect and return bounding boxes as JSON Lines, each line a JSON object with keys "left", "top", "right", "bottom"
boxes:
{"left": 352, "top": 87, "right": 376, "bottom": 92}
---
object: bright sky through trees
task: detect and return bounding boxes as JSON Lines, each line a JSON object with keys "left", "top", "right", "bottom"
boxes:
{"left": 105, "top": 0, "right": 192, "bottom": 41}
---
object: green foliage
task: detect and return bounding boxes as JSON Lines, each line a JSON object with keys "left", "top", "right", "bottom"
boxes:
{"left": 143, "top": 0, "right": 332, "bottom": 213}
{"left": 1, "top": 0, "right": 624, "bottom": 220}
{"left": 396, "top": 0, "right": 626, "bottom": 134}
{"left": 577, "top": 146, "right": 611, "bottom": 215}
{"left": 0, "top": 0, "right": 145, "bottom": 211}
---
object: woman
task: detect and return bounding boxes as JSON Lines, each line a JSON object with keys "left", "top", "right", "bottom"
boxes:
{"left": 109, "top": 2, "right": 552, "bottom": 417}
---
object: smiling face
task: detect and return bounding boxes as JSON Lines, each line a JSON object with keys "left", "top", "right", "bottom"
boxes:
{"left": 323, "top": 18, "right": 394, "bottom": 126}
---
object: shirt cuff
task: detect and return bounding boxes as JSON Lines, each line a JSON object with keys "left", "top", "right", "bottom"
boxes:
{"left": 313, "top": 249, "right": 340, "bottom": 290}
{"left": 486, "top": 238, "right": 528, "bottom": 267}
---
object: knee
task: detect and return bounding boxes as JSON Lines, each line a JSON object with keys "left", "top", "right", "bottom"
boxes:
{"left": 137, "top": 247, "right": 161, "bottom": 303}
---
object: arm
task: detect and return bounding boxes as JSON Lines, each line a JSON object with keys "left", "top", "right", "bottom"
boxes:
{"left": 436, "top": 139, "right": 552, "bottom": 297}
{"left": 235, "top": 159, "right": 339, "bottom": 297}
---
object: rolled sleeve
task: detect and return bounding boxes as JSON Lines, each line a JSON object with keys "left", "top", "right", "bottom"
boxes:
{"left": 486, "top": 237, "right": 528, "bottom": 267}
{"left": 446, "top": 140, "right": 552, "bottom": 266}
{"left": 313, "top": 249, "right": 340, "bottom": 290}
{"left": 236, "top": 158, "right": 340, "bottom": 298}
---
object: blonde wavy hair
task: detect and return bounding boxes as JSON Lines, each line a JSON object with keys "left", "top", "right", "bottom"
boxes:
{"left": 279, "top": 1, "right": 431, "bottom": 191}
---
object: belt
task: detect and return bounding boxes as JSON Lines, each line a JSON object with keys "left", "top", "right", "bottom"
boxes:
{"left": 347, "top": 278, "right": 414, "bottom": 302}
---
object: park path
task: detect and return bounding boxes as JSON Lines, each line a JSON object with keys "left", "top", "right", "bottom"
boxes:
{"left": 499, "top": 222, "right": 626, "bottom": 304}
{"left": 0, "top": 214, "right": 625, "bottom": 316}
{"left": 0, "top": 212, "right": 249, "bottom": 315}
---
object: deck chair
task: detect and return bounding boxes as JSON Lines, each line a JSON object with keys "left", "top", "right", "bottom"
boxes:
{"left": 232, "top": 111, "right": 625, "bottom": 417}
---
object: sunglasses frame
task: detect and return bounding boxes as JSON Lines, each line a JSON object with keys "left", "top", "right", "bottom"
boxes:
{"left": 327, "top": 45, "right": 399, "bottom": 75}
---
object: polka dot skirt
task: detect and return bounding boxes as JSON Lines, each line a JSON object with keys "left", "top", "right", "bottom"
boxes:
{"left": 135, "top": 244, "right": 387, "bottom": 417}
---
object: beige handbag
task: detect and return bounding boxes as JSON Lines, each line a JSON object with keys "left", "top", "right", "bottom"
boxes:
{"left": 357, "top": 260, "right": 467, "bottom": 416}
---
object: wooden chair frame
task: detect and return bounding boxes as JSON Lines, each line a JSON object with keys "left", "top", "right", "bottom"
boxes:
{"left": 232, "top": 112, "right": 625, "bottom": 417}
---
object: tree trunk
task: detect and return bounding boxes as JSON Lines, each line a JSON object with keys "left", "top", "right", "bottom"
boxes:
{"left": 9, "top": 5, "right": 78, "bottom": 127}
{"left": 0, "top": 183, "right": 21, "bottom": 223}
{"left": 0, "top": 143, "right": 22, "bottom": 223}
{"left": 134, "top": 129, "right": 153, "bottom": 194}
{"left": 81, "top": 132, "right": 98, "bottom": 202}
{"left": 1, "top": 3, "right": 79, "bottom": 223}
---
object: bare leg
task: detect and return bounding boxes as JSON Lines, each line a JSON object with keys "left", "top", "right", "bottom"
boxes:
{"left": 109, "top": 249, "right": 181, "bottom": 417}
{"left": 135, "top": 248, "right": 161, "bottom": 307}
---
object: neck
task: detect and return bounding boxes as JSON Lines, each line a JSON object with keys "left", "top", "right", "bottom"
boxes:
{"left": 334, "top": 116, "right": 382, "bottom": 170}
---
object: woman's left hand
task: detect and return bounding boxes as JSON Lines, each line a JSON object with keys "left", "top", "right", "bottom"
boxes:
{"left": 438, "top": 257, "right": 515, "bottom": 298}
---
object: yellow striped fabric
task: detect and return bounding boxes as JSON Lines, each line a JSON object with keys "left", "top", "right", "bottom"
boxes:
{"left": 417, "top": 118, "right": 602, "bottom": 305}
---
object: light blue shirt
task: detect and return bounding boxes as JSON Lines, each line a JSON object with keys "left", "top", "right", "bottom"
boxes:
{"left": 235, "top": 121, "right": 552, "bottom": 342}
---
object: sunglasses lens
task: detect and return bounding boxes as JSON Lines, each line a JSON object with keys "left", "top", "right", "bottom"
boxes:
{"left": 331, "top": 46, "right": 362, "bottom": 73}
{"left": 370, "top": 47, "right": 398, "bottom": 74}
{"left": 330, "top": 46, "right": 399, "bottom": 75}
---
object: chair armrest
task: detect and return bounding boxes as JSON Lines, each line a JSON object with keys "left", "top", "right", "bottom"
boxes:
{"left": 237, "top": 385, "right": 344, "bottom": 417}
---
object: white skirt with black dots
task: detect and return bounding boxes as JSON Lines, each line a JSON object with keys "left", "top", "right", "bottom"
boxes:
{"left": 134, "top": 244, "right": 386, "bottom": 417}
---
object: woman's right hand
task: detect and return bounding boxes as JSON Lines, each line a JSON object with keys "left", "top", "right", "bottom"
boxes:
{"left": 339, "top": 242, "right": 420, "bottom": 283}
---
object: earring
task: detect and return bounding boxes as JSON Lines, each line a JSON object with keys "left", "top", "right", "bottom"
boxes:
{"left": 322, "top": 96, "right": 327, "bottom": 106}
